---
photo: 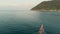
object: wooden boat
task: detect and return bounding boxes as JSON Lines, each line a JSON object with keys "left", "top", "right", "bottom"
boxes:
{"left": 40, "top": 24, "right": 44, "bottom": 34}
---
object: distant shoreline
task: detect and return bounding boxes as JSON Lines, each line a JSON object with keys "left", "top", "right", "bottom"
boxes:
{"left": 31, "top": 10, "right": 60, "bottom": 12}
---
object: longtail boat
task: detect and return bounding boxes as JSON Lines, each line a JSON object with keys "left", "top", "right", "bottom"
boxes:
{"left": 40, "top": 24, "right": 44, "bottom": 34}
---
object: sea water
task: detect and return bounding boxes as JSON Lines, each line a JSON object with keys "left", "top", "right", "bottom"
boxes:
{"left": 0, "top": 10, "right": 60, "bottom": 34}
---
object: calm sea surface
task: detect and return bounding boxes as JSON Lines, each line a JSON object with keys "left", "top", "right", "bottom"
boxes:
{"left": 0, "top": 10, "right": 60, "bottom": 34}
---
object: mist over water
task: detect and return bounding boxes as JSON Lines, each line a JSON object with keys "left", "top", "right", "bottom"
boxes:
{"left": 0, "top": 10, "right": 60, "bottom": 34}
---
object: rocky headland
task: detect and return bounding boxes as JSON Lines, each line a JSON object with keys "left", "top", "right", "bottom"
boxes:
{"left": 31, "top": 0, "right": 60, "bottom": 11}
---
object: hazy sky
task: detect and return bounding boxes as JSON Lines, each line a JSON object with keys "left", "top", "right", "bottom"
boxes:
{"left": 0, "top": 0, "right": 49, "bottom": 10}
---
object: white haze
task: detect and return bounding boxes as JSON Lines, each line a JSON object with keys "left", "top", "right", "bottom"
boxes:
{"left": 0, "top": 0, "right": 50, "bottom": 10}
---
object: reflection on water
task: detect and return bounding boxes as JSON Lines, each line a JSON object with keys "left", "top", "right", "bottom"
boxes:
{"left": 0, "top": 10, "right": 60, "bottom": 34}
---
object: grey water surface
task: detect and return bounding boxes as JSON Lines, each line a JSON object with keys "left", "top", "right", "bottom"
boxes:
{"left": 0, "top": 10, "right": 60, "bottom": 34}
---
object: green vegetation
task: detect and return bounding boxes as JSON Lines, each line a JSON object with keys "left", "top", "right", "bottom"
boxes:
{"left": 31, "top": 0, "right": 60, "bottom": 10}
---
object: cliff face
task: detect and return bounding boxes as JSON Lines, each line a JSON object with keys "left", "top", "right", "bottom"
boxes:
{"left": 31, "top": 0, "right": 60, "bottom": 10}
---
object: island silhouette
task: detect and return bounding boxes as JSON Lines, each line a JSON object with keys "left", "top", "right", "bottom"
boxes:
{"left": 31, "top": 0, "right": 60, "bottom": 11}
